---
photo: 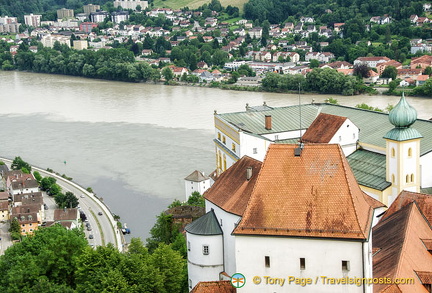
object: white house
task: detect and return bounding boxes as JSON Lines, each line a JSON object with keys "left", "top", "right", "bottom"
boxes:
{"left": 187, "top": 144, "right": 383, "bottom": 292}
{"left": 213, "top": 95, "right": 432, "bottom": 207}
{"left": 185, "top": 210, "right": 224, "bottom": 291}
{"left": 184, "top": 170, "right": 212, "bottom": 201}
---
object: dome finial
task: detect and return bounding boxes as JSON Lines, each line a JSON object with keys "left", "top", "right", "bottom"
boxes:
{"left": 388, "top": 92, "right": 417, "bottom": 128}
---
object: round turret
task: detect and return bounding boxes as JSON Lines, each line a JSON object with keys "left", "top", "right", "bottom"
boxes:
{"left": 388, "top": 93, "right": 417, "bottom": 128}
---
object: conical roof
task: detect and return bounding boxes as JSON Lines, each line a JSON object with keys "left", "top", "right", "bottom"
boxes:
{"left": 185, "top": 210, "right": 222, "bottom": 236}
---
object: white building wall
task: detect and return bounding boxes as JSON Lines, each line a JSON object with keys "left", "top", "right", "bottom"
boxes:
{"left": 187, "top": 233, "right": 223, "bottom": 291}
{"left": 184, "top": 178, "right": 211, "bottom": 200}
{"left": 328, "top": 119, "right": 359, "bottom": 156}
{"left": 420, "top": 152, "right": 432, "bottom": 188}
{"left": 239, "top": 132, "right": 272, "bottom": 162}
{"left": 235, "top": 236, "right": 369, "bottom": 293}
{"left": 261, "top": 129, "right": 305, "bottom": 141}
{"left": 205, "top": 200, "right": 241, "bottom": 276}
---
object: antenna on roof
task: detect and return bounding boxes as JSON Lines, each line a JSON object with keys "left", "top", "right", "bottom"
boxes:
{"left": 298, "top": 82, "right": 303, "bottom": 143}
{"left": 295, "top": 83, "right": 304, "bottom": 156}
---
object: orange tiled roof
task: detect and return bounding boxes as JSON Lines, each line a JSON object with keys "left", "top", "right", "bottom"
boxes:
{"left": 204, "top": 156, "right": 262, "bottom": 216}
{"left": 337, "top": 68, "right": 353, "bottom": 75}
{"left": 373, "top": 203, "right": 432, "bottom": 292}
{"left": 234, "top": 144, "right": 379, "bottom": 239}
{"left": 379, "top": 190, "right": 432, "bottom": 225}
{"left": 191, "top": 281, "right": 235, "bottom": 293}
{"left": 301, "top": 113, "right": 347, "bottom": 143}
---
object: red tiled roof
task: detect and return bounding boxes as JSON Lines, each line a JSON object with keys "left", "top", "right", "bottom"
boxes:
{"left": 234, "top": 144, "right": 379, "bottom": 239}
{"left": 191, "top": 281, "right": 235, "bottom": 293}
{"left": 373, "top": 203, "right": 432, "bottom": 292}
{"left": 204, "top": 156, "right": 262, "bottom": 216}
{"left": 380, "top": 190, "right": 432, "bottom": 225}
{"left": 301, "top": 113, "right": 347, "bottom": 143}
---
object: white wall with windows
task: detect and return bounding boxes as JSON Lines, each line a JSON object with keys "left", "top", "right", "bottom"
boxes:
{"left": 235, "top": 236, "right": 371, "bottom": 293}
{"left": 206, "top": 200, "right": 241, "bottom": 276}
{"left": 186, "top": 232, "right": 223, "bottom": 291}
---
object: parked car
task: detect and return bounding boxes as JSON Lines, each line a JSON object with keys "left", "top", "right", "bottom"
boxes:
{"left": 89, "top": 234, "right": 93, "bottom": 239}
{"left": 87, "top": 226, "right": 92, "bottom": 231}
{"left": 98, "top": 212, "right": 103, "bottom": 216}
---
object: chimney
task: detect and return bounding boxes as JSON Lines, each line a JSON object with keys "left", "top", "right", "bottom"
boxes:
{"left": 265, "top": 115, "right": 272, "bottom": 130}
{"left": 246, "top": 167, "right": 253, "bottom": 180}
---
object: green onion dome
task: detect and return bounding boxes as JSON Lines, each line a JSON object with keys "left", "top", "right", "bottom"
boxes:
{"left": 389, "top": 93, "right": 417, "bottom": 128}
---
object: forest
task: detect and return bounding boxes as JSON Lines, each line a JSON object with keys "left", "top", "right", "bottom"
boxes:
{"left": 243, "top": 0, "right": 425, "bottom": 24}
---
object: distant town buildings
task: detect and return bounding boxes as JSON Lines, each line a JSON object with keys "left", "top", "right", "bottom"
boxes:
{"left": 83, "top": 4, "right": 101, "bottom": 16}
{"left": 113, "top": 0, "right": 148, "bottom": 11}
{"left": 24, "top": 14, "right": 42, "bottom": 27}
{"left": 57, "top": 8, "right": 74, "bottom": 19}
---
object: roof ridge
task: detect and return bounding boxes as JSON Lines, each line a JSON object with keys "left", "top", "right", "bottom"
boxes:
{"left": 235, "top": 144, "right": 277, "bottom": 231}
{"left": 338, "top": 144, "right": 368, "bottom": 239}
{"left": 393, "top": 203, "right": 418, "bottom": 279}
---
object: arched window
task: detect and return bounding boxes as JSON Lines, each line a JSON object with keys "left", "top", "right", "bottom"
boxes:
{"left": 391, "top": 148, "right": 395, "bottom": 157}
{"left": 408, "top": 148, "right": 412, "bottom": 157}
{"left": 406, "top": 175, "right": 409, "bottom": 183}
{"left": 391, "top": 174, "right": 395, "bottom": 183}
{"left": 411, "top": 174, "right": 414, "bottom": 182}
{"left": 217, "top": 132, "right": 221, "bottom": 140}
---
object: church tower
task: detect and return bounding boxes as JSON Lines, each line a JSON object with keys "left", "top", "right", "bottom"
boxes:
{"left": 384, "top": 93, "right": 422, "bottom": 206}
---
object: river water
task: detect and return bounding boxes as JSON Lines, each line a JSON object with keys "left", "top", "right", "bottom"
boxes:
{"left": 1, "top": 71, "right": 431, "bottom": 240}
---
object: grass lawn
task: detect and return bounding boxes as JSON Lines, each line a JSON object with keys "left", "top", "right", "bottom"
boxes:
{"left": 152, "top": 0, "right": 248, "bottom": 12}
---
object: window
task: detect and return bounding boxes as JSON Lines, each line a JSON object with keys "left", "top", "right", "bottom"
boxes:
{"left": 406, "top": 174, "right": 410, "bottom": 183}
{"left": 411, "top": 174, "right": 414, "bottom": 182}
{"left": 223, "top": 155, "right": 227, "bottom": 171}
{"left": 222, "top": 136, "right": 226, "bottom": 144}
{"left": 392, "top": 174, "right": 395, "bottom": 183}
{"left": 253, "top": 148, "right": 257, "bottom": 154}
{"left": 232, "top": 143, "right": 236, "bottom": 152}
{"left": 275, "top": 135, "right": 279, "bottom": 140}
{"left": 342, "top": 260, "right": 350, "bottom": 271}
{"left": 408, "top": 147, "right": 412, "bottom": 157}
{"left": 189, "top": 279, "right": 192, "bottom": 289}
{"left": 339, "top": 136, "right": 342, "bottom": 142}
{"left": 391, "top": 148, "right": 395, "bottom": 157}
{"left": 22, "top": 229, "right": 25, "bottom": 233}
{"left": 203, "top": 245, "right": 209, "bottom": 255}
{"left": 265, "top": 256, "right": 270, "bottom": 267}
{"left": 220, "top": 219, "right": 223, "bottom": 226}
{"left": 218, "top": 132, "right": 221, "bottom": 140}
{"left": 29, "top": 229, "right": 33, "bottom": 232}
{"left": 187, "top": 241, "right": 191, "bottom": 251}
{"left": 300, "top": 258, "right": 306, "bottom": 270}
{"left": 353, "top": 133, "right": 356, "bottom": 139}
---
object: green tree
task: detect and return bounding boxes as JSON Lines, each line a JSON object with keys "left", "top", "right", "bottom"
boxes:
{"left": 8, "top": 218, "right": 21, "bottom": 240}
{"left": 309, "top": 59, "right": 320, "bottom": 68}
{"left": 381, "top": 66, "right": 397, "bottom": 80}
{"left": 186, "top": 191, "right": 205, "bottom": 207}
{"left": 150, "top": 243, "right": 186, "bottom": 293}
{"left": 40, "top": 177, "right": 56, "bottom": 191}
{"left": 355, "top": 103, "right": 383, "bottom": 112}
{"left": 0, "top": 225, "right": 87, "bottom": 291}
{"left": 11, "top": 156, "right": 32, "bottom": 172}
{"left": 55, "top": 191, "right": 79, "bottom": 209}
{"left": 161, "top": 67, "right": 173, "bottom": 81}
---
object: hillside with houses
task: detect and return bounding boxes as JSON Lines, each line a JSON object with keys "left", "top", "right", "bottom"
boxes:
{"left": 2, "top": 1, "right": 432, "bottom": 95}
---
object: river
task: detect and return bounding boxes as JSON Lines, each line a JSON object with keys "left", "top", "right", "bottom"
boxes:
{"left": 1, "top": 71, "right": 431, "bottom": 240}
